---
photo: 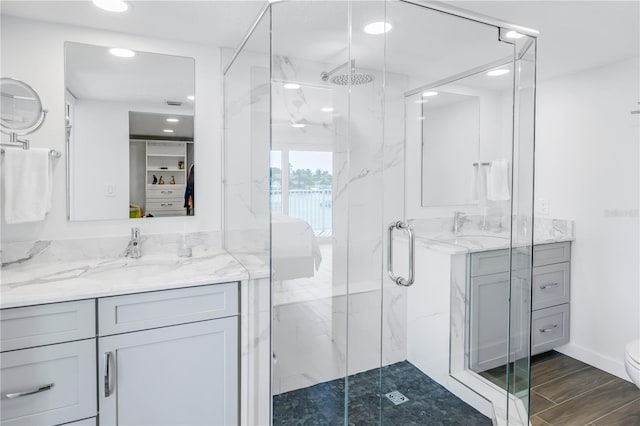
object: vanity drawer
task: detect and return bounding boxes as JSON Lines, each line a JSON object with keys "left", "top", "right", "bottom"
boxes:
{"left": 146, "top": 199, "right": 184, "bottom": 210}
{"left": 146, "top": 186, "right": 185, "bottom": 199}
{"left": 98, "top": 282, "right": 239, "bottom": 336}
{"left": 531, "top": 304, "right": 570, "bottom": 355}
{"left": 532, "top": 262, "right": 570, "bottom": 310}
{"left": 1, "top": 300, "right": 95, "bottom": 352}
{"left": 470, "top": 243, "right": 570, "bottom": 277}
{"left": 470, "top": 248, "right": 531, "bottom": 277}
{"left": 534, "top": 242, "right": 571, "bottom": 267}
{"left": 0, "top": 339, "right": 97, "bottom": 426}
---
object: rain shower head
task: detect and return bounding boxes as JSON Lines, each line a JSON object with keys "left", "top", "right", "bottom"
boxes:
{"left": 321, "top": 60, "right": 375, "bottom": 86}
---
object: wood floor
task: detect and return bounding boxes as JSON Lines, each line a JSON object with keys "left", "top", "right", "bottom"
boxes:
{"left": 480, "top": 351, "right": 640, "bottom": 425}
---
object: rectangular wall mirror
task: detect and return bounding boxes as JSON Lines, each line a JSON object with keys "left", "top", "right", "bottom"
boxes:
{"left": 420, "top": 62, "right": 513, "bottom": 207}
{"left": 65, "top": 42, "right": 195, "bottom": 221}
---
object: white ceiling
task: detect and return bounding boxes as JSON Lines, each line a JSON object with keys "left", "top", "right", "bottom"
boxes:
{"left": 3, "top": 0, "right": 638, "bottom": 83}
{"left": 450, "top": 1, "right": 639, "bottom": 81}
{"left": 0, "top": 1, "right": 265, "bottom": 49}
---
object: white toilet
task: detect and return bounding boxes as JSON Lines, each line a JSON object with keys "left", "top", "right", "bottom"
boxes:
{"left": 625, "top": 339, "right": 640, "bottom": 388}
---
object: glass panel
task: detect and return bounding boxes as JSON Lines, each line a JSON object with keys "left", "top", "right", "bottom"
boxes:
{"left": 509, "top": 34, "right": 537, "bottom": 423}
{"left": 347, "top": 1, "right": 387, "bottom": 423}
{"left": 270, "top": 2, "right": 350, "bottom": 424}
{"left": 222, "top": 8, "right": 271, "bottom": 425}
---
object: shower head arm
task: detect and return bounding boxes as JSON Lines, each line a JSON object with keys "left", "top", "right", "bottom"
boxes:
{"left": 321, "top": 60, "right": 355, "bottom": 82}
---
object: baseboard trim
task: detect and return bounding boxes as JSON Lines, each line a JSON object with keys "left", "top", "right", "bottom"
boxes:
{"left": 555, "top": 342, "right": 629, "bottom": 381}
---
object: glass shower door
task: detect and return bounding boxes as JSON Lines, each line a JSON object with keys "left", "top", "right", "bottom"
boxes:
{"left": 379, "top": 1, "right": 536, "bottom": 425}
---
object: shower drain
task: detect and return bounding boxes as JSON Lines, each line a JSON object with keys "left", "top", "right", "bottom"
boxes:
{"left": 385, "top": 390, "right": 409, "bottom": 405}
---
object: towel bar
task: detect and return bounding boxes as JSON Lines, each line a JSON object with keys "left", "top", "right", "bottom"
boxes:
{"left": 0, "top": 147, "right": 61, "bottom": 157}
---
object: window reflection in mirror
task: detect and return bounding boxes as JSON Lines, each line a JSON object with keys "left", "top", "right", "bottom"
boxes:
{"left": 65, "top": 42, "right": 195, "bottom": 220}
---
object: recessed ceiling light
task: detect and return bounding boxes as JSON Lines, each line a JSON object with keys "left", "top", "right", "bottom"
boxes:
{"left": 187, "top": 95, "right": 195, "bottom": 101}
{"left": 321, "top": 107, "right": 334, "bottom": 112}
{"left": 422, "top": 91, "right": 438, "bottom": 97}
{"left": 166, "top": 118, "right": 179, "bottom": 123}
{"left": 163, "top": 129, "right": 174, "bottom": 133}
{"left": 291, "top": 123, "right": 306, "bottom": 128}
{"left": 284, "top": 83, "right": 301, "bottom": 90}
{"left": 487, "top": 68, "right": 510, "bottom": 77}
{"left": 364, "top": 21, "right": 392, "bottom": 35}
{"left": 417, "top": 116, "right": 425, "bottom": 120}
{"left": 505, "top": 30, "right": 525, "bottom": 39}
{"left": 415, "top": 99, "right": 429, "bottom": 104}
{"left": 92, "top": 0, "right": 128, "bottom": 12}
{"left": 109, "top": 48, "right": 135, "bottom": 58}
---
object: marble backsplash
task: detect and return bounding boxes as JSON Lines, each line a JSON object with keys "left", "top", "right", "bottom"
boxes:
{"left": 1, "top": 230, "right": 222, "bottom": 267}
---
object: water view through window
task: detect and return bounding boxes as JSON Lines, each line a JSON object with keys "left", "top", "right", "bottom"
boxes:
{"left": 270, "top": 150, "right": 332, "bottom": 236}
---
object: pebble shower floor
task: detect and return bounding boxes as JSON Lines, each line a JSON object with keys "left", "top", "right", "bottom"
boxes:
{"left": 273, "top": 361, "right": 492, "bottom": 425}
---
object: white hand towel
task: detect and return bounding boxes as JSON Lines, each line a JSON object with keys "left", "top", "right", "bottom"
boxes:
{"left": 487, "top": 159, "right": 510, "bottom": 201}
{"left": 3, "top": 148, "right": 53, "bottom": 224}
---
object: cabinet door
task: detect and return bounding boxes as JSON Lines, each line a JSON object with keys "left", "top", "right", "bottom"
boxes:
{"left": 99, "top": 317, "right": 238, "bottom": 426}
{"left": 469, "top": 272, "right": 529, "bottom": 372}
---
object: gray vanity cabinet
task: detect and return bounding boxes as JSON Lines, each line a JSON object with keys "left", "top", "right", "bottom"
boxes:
{"left": 469, "top": 242, "right": 571, "bottom": 372}
{"left": 0, "top": 301, "right": 97, "bottom": 426}
{"left": 0, "top": 283, "right": 239, "bottom": 426}
{"left": 97, "top": 283, "right": 239, "bottom": 426}
{"left": 98, "top": 318, "right": 237, "bottom": 426}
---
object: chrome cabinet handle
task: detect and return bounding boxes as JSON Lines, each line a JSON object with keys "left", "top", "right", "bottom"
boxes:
{"left": 104, "top": 352, "right": 114, "bottom": 397}
{"left": 387, "top": 221, "right": 415, "bottom": 287}
{"left": 540, "top": 324, "right": 558, "bottom": 333}
{"left": 540, "top": 282, "right": 559, "bottom": 290}
{"left": 160, "top": 190, "right": 173, "bottom": 194}
{"left": 3, "top": 383, "right": 54, "bottom": 399}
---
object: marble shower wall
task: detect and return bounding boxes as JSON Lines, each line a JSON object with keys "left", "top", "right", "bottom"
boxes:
{"left": 269, "top": 22, "right": 408, "bottom": 394}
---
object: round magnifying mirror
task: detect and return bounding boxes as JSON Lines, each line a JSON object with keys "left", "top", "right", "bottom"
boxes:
{"left": 0, "top": 78, "right": 44, "bottom": 132}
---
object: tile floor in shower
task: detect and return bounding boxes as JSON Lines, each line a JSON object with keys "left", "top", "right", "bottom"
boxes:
{"left": 273, "top": 361, "right": 491, "bottom": 425}
{"left": 480, "top": 351, "right": 640, "bottom": 426}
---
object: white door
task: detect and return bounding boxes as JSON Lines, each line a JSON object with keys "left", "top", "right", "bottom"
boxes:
{"left": 98, "top": 317, "right": 237, "bottom": 426}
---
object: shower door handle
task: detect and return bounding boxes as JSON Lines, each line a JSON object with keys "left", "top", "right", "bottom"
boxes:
{"left": 387, "top": 221, "right": 415, "bottom": 287}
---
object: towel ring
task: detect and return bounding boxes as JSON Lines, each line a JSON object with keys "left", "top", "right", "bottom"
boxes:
{"left": 0, "top": 77, "right": 48, "bottom": 149}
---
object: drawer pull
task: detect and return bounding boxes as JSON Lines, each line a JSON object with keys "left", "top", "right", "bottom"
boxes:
{"left": 160, "top": 203, "right": 173, "bottom": 207}
{"left": 540, "top": 324, "right": 558, "bottom": 333}
{"left": 160, "top": 190, "right": 173, "bottom": 194}
{"left": 3, "top": 383, "right": 55, "bottom": 399}
{"left": 540, "top": 282, "right": 559, "bottom": 290}
{"left": 104, "top": 352, "right": 115, "bottom": 398}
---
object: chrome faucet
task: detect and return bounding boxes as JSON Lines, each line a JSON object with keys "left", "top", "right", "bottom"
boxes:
{"left": 124, "top": 227, "right": 142, "bottom": 259}
{"left": 452, "top": 211, "right": 471, "bottom": 233}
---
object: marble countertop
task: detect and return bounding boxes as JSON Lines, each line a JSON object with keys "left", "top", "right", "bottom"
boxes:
{"left": 407, "top": 217, "right": 575, "bottom": 255}
{"left": 0, "top": 233, "right": 250, "bottom": 309}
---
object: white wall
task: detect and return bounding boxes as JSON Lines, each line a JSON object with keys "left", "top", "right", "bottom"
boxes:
{"left": 0, "top": 16, "right": 221, "bottom": 241}
{"left": 535, "top": 56, "right": 640, "bottom": 379}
